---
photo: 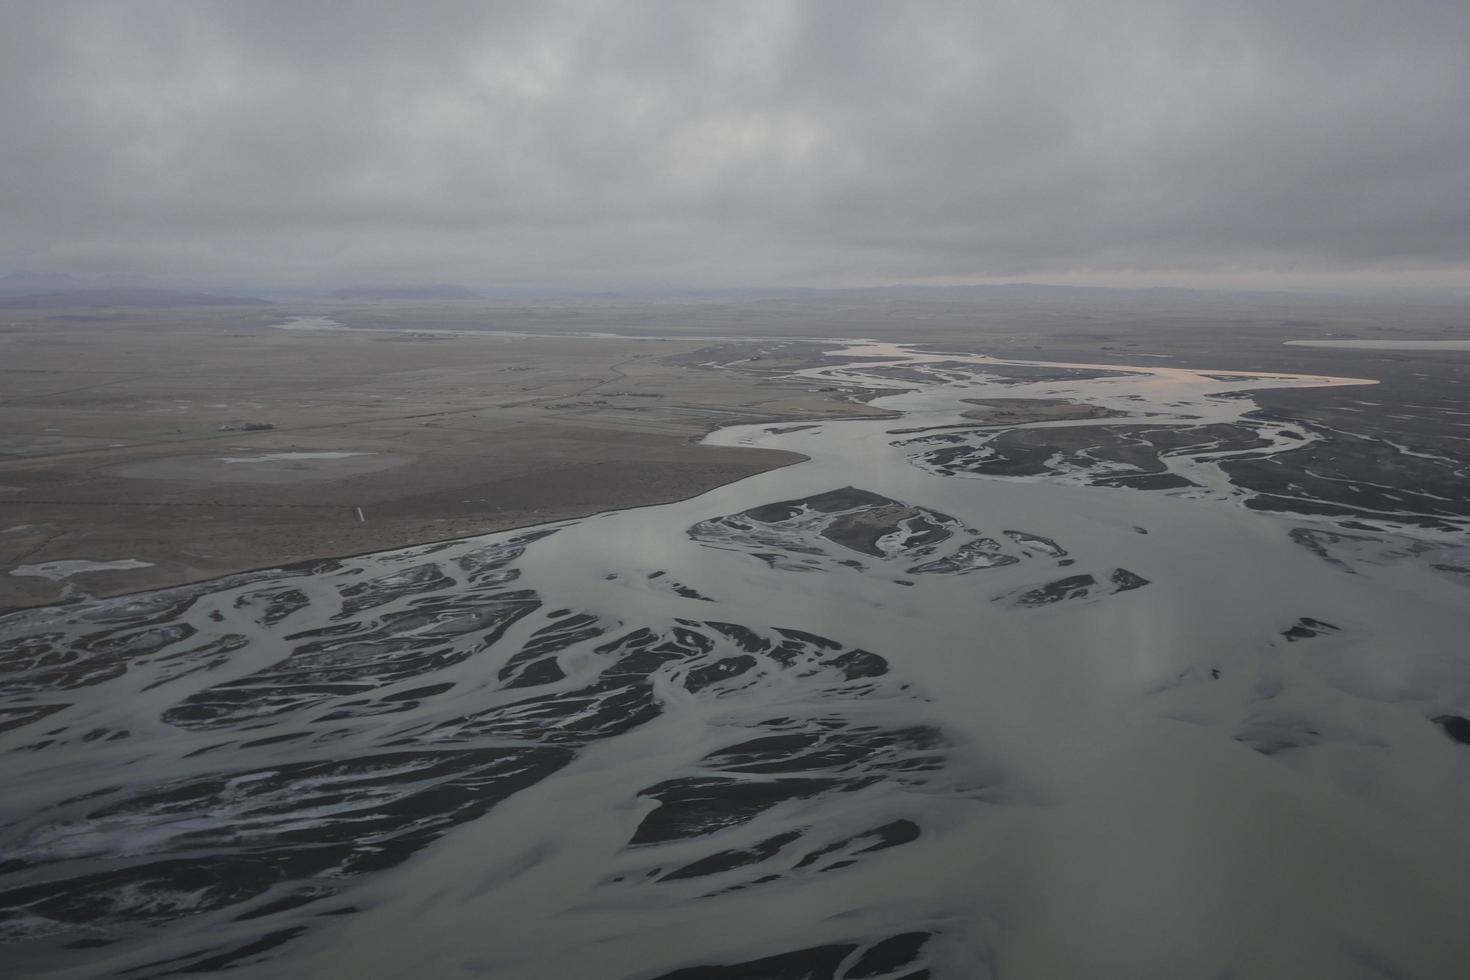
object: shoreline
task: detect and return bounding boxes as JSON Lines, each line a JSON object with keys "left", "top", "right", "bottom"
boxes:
{"left": 0, "top": 444, "right": 815, "bottom": 617}
{"left": 4, "top": 320, "right": 1453, "bottom": 614}
{"left": 0, "top": 317, "right": 899, "bottom": 611}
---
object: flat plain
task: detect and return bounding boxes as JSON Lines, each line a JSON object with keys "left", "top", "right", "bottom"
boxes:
{"left": 0, "top": 304, "right": 895, "bottom": 609}
{"left": 4, "top": 291, "right": 1466, "bottom": 610}
{"left": 2, "top": 291, "right": 1470, "bottom": 978}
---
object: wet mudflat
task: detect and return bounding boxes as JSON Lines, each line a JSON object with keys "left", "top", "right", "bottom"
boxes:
{"left": 2, "top": 341, "right": 1469, "bottom": 979}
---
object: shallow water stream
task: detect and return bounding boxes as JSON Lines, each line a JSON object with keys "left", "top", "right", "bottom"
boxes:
{"left": 3, "top": 342, "right": 1468, "bottom": 979}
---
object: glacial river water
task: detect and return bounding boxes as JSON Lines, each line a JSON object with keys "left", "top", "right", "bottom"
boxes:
{"left": 2, "top": 342, "right": 1469, "bottom": 979}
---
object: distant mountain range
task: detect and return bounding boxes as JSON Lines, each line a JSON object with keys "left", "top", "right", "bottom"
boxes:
{"left": 0, "top": 271, "right": 103, "bottom": 292}
{"left": 0, "top": 286, "right": 270, "bottom": 308}
{"left": 326, "top": 283, "right": 481, "bottom": 301}
{"left": 853, "top": 282, "right": 1204, "bottom": 298}
{"left": 0, "top": 273, "right": 1388, "bottom": 308}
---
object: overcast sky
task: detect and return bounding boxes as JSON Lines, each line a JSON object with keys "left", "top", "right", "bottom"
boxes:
{"left": 2, "top": 0, "right": 1469, "bottom": 290}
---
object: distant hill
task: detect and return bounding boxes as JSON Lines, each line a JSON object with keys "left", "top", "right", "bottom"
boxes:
{"left": 0, "top": 287, "right": 271, "bottom": 309}
{"left": 557, "top": 282, "right": 1213, "bottom": 302}
{"left": 0, "top": 271, "right": 89, "bottom": 293}
{"left": 0, "top": 271, "right": 163, "bottom": 294}
{"left": 327, "top": 283, "right": 481, "bottom": 301}
{"left": 853, "top": 282, "right": 1203, "bottom": 300}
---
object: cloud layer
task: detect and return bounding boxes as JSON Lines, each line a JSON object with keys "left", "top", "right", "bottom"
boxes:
{"left": 3, "top": 0, "right": 1469, "bottom": 287}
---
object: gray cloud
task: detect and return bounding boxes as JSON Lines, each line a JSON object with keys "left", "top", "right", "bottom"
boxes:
{"left": 2, "top": 0, "right": 1468, "bottom": 287}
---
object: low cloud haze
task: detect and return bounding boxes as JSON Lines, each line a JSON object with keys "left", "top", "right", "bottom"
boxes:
{"left": 2, "top": 0, "right": 1469, "bottom": 291}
